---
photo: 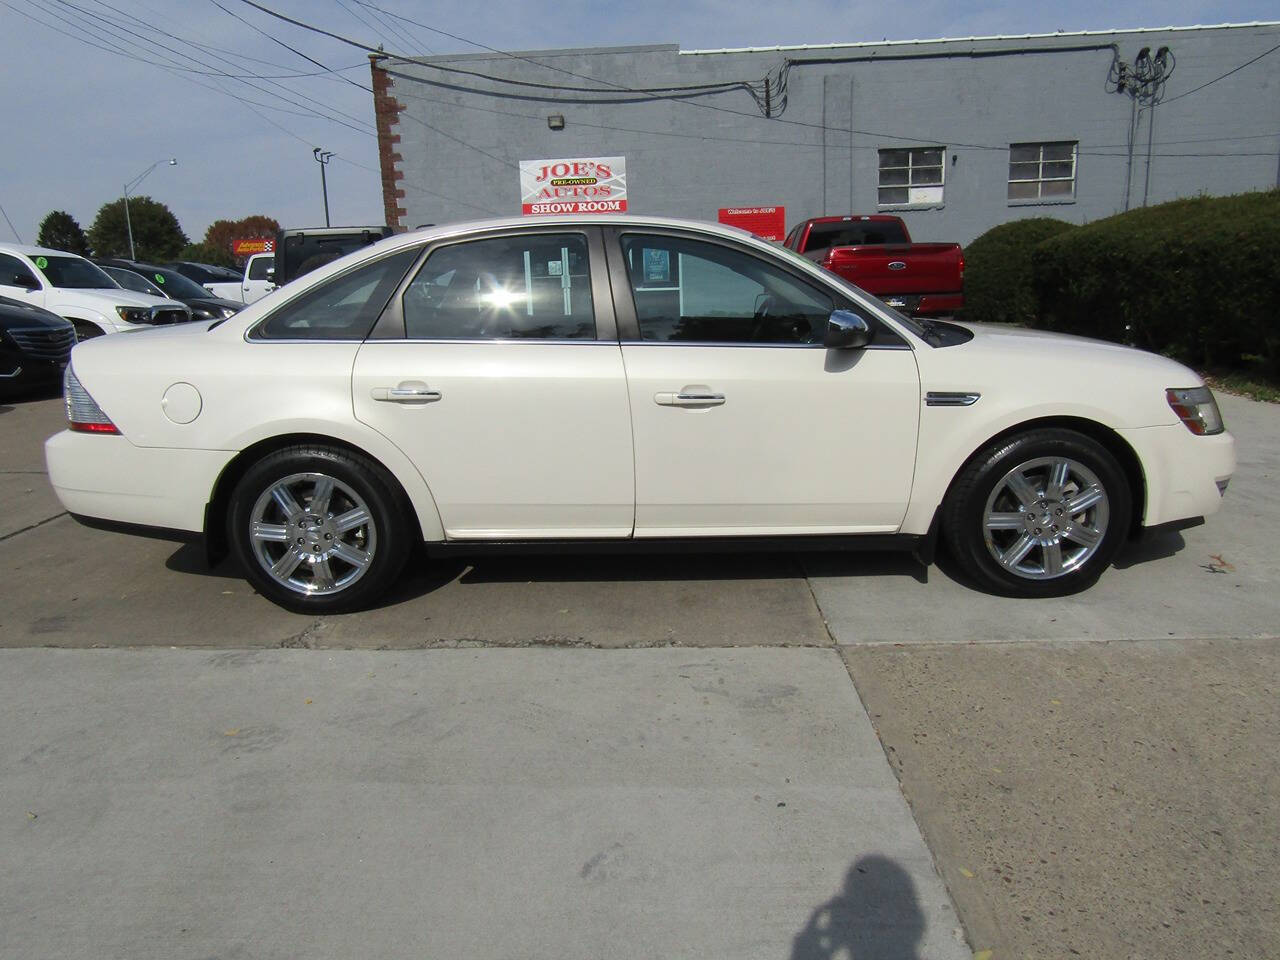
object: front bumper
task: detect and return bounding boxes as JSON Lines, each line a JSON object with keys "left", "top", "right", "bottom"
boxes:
{"left": 45, "top": 430, "right": 234, "bottom": 533}
{"left": 1116, "top": 423, "right": 1236, "bottom": 528}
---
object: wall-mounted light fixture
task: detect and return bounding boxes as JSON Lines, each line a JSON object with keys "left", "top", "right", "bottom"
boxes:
{"left": 547, "top": 114, "right": 565, "bottom": 130}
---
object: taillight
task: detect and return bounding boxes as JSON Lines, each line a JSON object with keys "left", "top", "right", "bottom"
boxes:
{"left": 64, "top": 366, "right": 120, "bottom": 435}
{"left": 1166, "top": 386, "right": 1224, "bottom": 436}
{"left": 958, "top": 251, "right": 965, "bottom": 281}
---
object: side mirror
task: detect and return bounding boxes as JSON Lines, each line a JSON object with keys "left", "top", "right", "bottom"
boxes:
{"left": 824, "top": 309, "right": 871, "bottom": 350}
{"left": 11, "top": 273, "right": 40, "bottom": 290}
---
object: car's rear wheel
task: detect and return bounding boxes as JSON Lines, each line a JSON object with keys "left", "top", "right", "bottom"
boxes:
{"left": 942, "top": 429, "right": 1132, "bottom": 597}
{"left": 70, "top": 319, "right": 104, "bottom": 341}
{"left": 228, "top": 446, "right": 411, "bottom": 613}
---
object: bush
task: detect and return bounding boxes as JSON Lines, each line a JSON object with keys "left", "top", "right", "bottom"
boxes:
{"left": 962, "top": 217, "right": 1077, "bottom": 324}
{"left": 1031, "top": 190, "right": 1280, "bottom": 376}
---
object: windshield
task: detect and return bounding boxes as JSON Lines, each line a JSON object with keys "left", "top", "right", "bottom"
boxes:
{"left": 33, "top": 254, "right": 115, "bottom": 289}
{"left": 102, "top": 267, "right": 163, "bottom": 296}
{"left": 146, "top": 267, "right": 214, "bottom": 299}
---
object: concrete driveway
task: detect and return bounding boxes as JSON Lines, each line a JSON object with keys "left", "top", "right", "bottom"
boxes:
{"left": 1, "top": 386, "right": 1276, "bottom": 960}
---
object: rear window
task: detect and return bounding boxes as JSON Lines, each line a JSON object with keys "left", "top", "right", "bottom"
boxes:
{"left": 802, "top": 221, "right": 908, "bottom": 254}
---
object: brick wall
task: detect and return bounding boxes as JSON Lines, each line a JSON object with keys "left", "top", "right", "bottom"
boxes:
{"left": 369, "top": 55, "right": 406, "bottom": 232}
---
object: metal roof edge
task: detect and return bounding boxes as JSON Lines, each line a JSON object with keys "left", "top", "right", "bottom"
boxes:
{"left": 679, "top": 21, "right": 1280, "bottom": 55}
{"left": 385, "top": 43, "right": 680, "bottom": 66}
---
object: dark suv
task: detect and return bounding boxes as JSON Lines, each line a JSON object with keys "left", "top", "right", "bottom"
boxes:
{"left": 95, "top": 259, "right": 242, "bottom": 321}
{"left": 0, "top": 295, "right": 75, "bottom": 397}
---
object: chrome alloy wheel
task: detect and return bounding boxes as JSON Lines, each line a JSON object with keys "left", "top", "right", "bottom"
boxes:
{"left": 982, "top": 456, "right": 1110, "bottom": 580}
{"left": 248, "top": 472, "right": 377, "bottom": 596}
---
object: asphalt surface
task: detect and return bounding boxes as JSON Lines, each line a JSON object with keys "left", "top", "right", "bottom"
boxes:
{"left": 1, "top": 386, "right": 1277, "bottom": 960}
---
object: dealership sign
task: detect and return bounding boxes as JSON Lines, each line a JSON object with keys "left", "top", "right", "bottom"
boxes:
{"left": 717, "top": 206, "right": 786, "bottom": 242}
{"left": 520, "top": 156, "right": 627, "bottom": 215}
{"left": 233, "top": 237, "right": 275, "bottom": 256}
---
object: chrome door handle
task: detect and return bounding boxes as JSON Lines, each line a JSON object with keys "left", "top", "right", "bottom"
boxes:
{"left": 655, "top": 390, "right": 726, "bottom": 407}
{"left": 371, "top": 383, "right": 442, "bottom": 403}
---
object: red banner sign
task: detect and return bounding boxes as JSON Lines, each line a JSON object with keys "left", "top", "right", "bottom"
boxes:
{"left": 233, "top": 237, "right": 276, "bottom": 256}
{"left": 717, "top": 206, "right": 786, "bottom": 242}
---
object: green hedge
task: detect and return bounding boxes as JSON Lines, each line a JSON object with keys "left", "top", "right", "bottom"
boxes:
{"left": 962, "top": 217, "right": 1078, "bottom": 325}
{"left": 1030, "top": 190, "right": 1280, "bottom": 375}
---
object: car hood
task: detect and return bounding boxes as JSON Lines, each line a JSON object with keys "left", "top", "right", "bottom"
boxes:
{"left": 947, "top": 320, "right": 1195, "bottom": 379}
{"left": 185, "top": 296, "right": 242, "bottom": 312}
{"left": 59, "top": 288, "right": 189, "bottom": 310}
{"left": 0, "top": 295, "right": 72, "bottom": 330}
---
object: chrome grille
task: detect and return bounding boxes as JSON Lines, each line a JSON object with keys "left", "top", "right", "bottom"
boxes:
{"left": 7, "top": 326, "right": 75, "bottom": 362}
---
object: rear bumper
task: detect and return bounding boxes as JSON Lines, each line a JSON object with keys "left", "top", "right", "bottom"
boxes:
{"left": 1116, "top": 424, "right": 1236, "bottom": 528}
{"left": 45, "top": 430, "right": 233, "bottom": 533}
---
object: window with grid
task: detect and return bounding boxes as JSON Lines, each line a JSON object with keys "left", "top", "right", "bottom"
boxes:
{"left": 877, "top": 147, "right": 945, "bottom": 206}
{"left": 1008, "top": 142, "right": 1077, "bottom": 201}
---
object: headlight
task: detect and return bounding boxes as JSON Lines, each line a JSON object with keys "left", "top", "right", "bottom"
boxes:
{"left": 115, "top": 306, "right": 151, "bottom": 325}
{"left": 1166, "top": 386, "right": 1224, "bottom": 436}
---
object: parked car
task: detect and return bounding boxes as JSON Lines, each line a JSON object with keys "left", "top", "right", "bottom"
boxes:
{"left": 202, "top": 252, "right": 276, "bottom": 304}
{"left": 45, "top": 216, "right": 1234, "bottom": 612}
{"left": 0, "top": 243, "right": 191, "bottom": 341}
{"left": 785, "top": 215, "right": 964, "bottom": 317}
{"left": 0, "top": 295, "right": 75, "bottom": 397}
{"left": 96, "top": 259, "right": 242, "bottom": 321}
{"left": 166, "top": 261, "right": 242, "bottom": 286}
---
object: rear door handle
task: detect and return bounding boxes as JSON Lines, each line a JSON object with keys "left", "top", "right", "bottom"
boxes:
{"left": 371, "top": 381, "right": 442, "bottom": 403}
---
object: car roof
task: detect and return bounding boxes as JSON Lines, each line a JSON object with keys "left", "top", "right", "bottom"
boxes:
{"left": 372, "top": 215, "right": 758, "bottom": 257}
{"left": 0, "top": 242, "right": 88, "bottom": 259}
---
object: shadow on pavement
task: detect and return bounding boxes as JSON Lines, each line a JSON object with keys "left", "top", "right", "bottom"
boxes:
{"left": 1113, "top": 528, "right": 1186, "bottom": 569}
{"left": 791, "top": 855, "right": 925, "bottom": 960}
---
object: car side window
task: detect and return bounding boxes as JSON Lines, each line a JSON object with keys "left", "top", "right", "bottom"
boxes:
{"left": 620, "top": 234, "right": 833, "bottom": 345}
{"left": 251, "top": 247, "right": 418, "bottom": 341}
{"left": 402, "top": 233, "right": 595, "bottom": 340}
{"left": 0, "top": 253, "right": 40, "bottom": 289}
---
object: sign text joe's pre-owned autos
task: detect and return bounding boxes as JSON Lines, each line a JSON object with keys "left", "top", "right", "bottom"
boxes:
{"left": 45, "top": 216, "right": 1235, "bottom": 613}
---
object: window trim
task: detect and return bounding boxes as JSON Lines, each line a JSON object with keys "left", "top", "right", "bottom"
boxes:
{"left": 369, "top": 225, "right": 617, "bottom": 343}
{"left": 601, "top": 226, "right": 908, "bottom": 350}
{"left": 877, "top": 146, "right": 946, "bottom": 209}
{"left": 1007, "top": 140, "right": 1078, "bottom": 206}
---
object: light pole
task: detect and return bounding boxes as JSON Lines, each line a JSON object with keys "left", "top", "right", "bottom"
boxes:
{"left": 123, "top": 158, "right": 177, "bottom": 259}
{"left": 313, "top": 148, "right": 334, "bottom": 226}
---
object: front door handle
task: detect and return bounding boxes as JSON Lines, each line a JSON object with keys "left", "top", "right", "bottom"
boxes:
{"left": 655, "top": 387, "right": 726, "bottom": 407}
{"left": 371, "top": 381, "right": 442, "bottom": 403}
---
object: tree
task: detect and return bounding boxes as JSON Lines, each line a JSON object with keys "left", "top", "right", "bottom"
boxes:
{"left": 203, "top": 215, "right": 280, "bottom": 265}
{"left": 177, "top": 242, "right": 236, "bottom": 268}
{"left": 87, "top": 196, "right": 188, "bottom": 261}
{"left": 36, "top": 210, "right": 90, "bottom": 255}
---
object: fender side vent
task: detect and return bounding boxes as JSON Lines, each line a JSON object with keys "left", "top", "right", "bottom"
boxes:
{"left": 925, "top": 391, "right": 980, "bottom": 407}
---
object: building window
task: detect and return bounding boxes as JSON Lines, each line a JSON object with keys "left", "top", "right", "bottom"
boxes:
{"left": 878, "top": 147, "right": 945, "bottom": 206}
{"left": 1008, "top": 142, "right": 1077, "bottom": 201}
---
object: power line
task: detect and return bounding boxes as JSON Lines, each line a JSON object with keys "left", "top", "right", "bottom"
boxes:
{"left": 1161, "top": 41, "right": 1280, "bottom": 104}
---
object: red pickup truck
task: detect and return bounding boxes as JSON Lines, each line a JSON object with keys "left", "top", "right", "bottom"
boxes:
{"left": 784, "top": 215, "right": 964, "bottom": 318}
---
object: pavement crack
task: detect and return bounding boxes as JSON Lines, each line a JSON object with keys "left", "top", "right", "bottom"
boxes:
{"left": 279, "top": 619, "right": 325, "bottom": 649}
{"left": 0, "top": 512, "right": 68, "bottom": 542}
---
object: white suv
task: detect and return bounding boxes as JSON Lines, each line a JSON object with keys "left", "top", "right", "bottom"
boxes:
{"left": 0, "top": 243, "right": 191, "bottom": 340}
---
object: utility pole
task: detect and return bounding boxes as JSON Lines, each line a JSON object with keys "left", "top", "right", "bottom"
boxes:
{"left": 313, "top": 148, "right": 334, "bottom": 226}
{"left": 123, "top": 158, "right": 177, "bottom": 259}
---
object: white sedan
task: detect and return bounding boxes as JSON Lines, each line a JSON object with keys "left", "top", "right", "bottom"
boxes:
{"left": 45, "top": 216, "right": 1235, "bottom": 612}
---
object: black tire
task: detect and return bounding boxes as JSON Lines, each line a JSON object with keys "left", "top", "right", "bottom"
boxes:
{"left": 227, "top": 445, "right": 412, "bottom": 613}
{"left": 71, "top": 319, "right": 104, "bottom": 341}
{"left": 942, "top": 428, "right": 1132, "bottom": 597}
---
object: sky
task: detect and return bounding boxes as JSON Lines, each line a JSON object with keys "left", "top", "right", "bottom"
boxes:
{"left": 0, "top": 0, "right": 1275, "bottom": 246}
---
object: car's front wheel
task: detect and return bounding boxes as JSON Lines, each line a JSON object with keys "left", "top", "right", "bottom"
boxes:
{"left": 228, "top": 445, "right": 412, "bottom": 613}
{"left": 942, "top": 429, "right": 1132, "bottom": 597}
